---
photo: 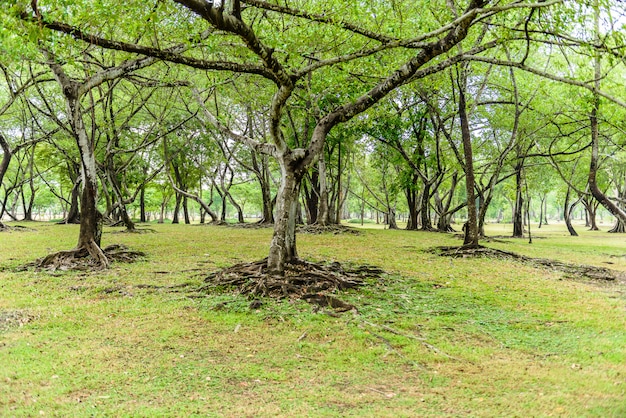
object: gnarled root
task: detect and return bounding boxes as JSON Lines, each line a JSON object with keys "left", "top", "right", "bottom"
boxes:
{"left": 34, "top": 242, "right": 144, "bottom": 271}
{"left": 431, "top": 245, "right": 620, "bottom": 281}
{"left": 201, "top": 258, "right": 385, "bottom": 310}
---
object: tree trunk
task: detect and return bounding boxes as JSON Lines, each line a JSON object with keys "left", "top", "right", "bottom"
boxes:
{"left": 459, "top": 83, "right": 479, "bottom": 247}
{"left": 316, "top": 157, "right": 330, "bottom": 226}
{"left": 582, "top": 195, "right": 599, "bottom": 231}
{"left": 405, "top": 184, "right": 419, "bottom": 230}
{"left": 64, "top": 178, "right": 81, "bottom": 224}
{"left": 183, "top": 196, "right": 190, "bottom": 224}
{"left": 302, "top": 168, "right": 319, "bottom": 225}
{"left": 0, "top": 134, "right": 9, "bottom": 230}
{"left": 252, "top": 152, "right": 274, "bottom": 224}
{"left": 420, "top": 182, "right": 434, "bottom": 231}
{"left": 172, "top": 193, "right": 182, "bottom": 224}
{"left": 588, "top": 5, "right": 626, "bottom": 228}
{"left": 564, "top": 187, "right": 579, "bottom": 237}
{"left": 387, "top": 209, "right": 398, "bottom": 229}
{"left": 267, "top": 156, "right": 304, "bottom": 273}
{"left": 512, "top": 162, "right": 524, "bottom": 238}
{"left": 139, "top": 185, "right": 147, "bottom": 223}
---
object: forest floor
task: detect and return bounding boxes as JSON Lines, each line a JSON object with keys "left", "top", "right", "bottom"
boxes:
{"left": 0, "top": 220, "right": 625, "bottom": 417}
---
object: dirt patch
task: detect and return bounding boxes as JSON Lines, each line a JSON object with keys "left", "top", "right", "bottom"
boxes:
{"left": 432, "top": 245, "right": 621, "bottom": 282}
{"left": 200, "top": 258, "right": 384, "bottom": 310}
{"left": 0, "top": 310, "right": 36, "bottom": 332}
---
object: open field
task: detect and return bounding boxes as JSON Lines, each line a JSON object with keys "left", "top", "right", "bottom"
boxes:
{"left": 1, "top": 221, "right": 625, "bottom": 417}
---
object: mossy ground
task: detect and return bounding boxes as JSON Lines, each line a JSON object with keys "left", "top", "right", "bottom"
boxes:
{"left": 1, "top": 221, "right": 625, "bottom": 417}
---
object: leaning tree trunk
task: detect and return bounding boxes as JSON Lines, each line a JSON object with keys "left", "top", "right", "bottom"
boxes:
{"left": 459, "top": 83, "right": 479, "bottom": 248}
{"left": 608, "top": 218, "right": 626, "bottom": 233}
{"left": 267, "top": 155, "right": 305, "bottom": 273}
{"left": 588, "top": 6, "right": 626, "bottom": 229}
{"left": 563, "top": 186, "right": 581, "bottom": 237}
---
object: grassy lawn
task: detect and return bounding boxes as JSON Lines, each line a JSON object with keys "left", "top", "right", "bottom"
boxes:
{"left": 1, "top": 221, "right": 625, "bottom": 417}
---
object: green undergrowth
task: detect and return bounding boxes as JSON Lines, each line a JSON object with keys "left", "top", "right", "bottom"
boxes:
{"left": 0, "top": 221, "right": 625, "bottom": 417}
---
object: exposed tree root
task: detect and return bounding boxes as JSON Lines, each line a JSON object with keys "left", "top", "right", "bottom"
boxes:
{"left": 297, "top": 224, "right": 362, "bottom": 235}
{"left": 218, "top": 221, "right": 273, "bottom": 229}
{"left": 201, "top": 258, "right": 385, "bottom": 309}
{"left": 111, "top": 228, "right": 157, "bottom": 234}
{"left": 432, "top": 245, "right": 621, "bottom": 281}
{"left": 31, "top": 243, "right": 145, "bottom": 272}
{"left": 0, "top": 224, "right": 35, "bottom": 232}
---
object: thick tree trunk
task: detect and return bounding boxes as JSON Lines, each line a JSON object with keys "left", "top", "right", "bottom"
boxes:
{"left": 64, "top": 178, "right": 81, "bottom": 224}
{"left": 459, "top": 85, "right": 479, "bottom": 247}
{"left": 387, "top": 209, "right": 398, "bottom": 229}
{"left": 267, "top": 157, "right": 304, "bottom": 273}
{"left": 302, "top": 169, "right": 319, "bottom": 225}
{"left": 405, "top": 184, "right": 419, "bottom": 230}
{"left": 420, "top": 182, "right": 434, "bottom": 231}
{"left": 66, "top": 92, "right": 108, "bottom": 267}
{"left": 609, "top": 218, "right": 626, "bottom": 233}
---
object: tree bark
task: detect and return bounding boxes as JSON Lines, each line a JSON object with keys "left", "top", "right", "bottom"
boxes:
{"left": 316, "top": 156, "right": 330, "bottom": 226}
{"left": 588, "top": 3, "right": 626, "bottom": 228}
{"left": 0, "top": 134, "right": 10, "bottom": 229}
{"left": 420, "top": 182, "right": 434, "bottom": 231}
{"left": 564, "top": 186, "right": 579, "bottom": 237}
{"left": 267, "top": 153, "right": 305, "bottom": 273}
{"left": 458, "top": 81, "right": 479, "bottom": 247}
{"left": 172, "top": 193, "right": 182, "bottom": 224}
{"left": 64, "top": 177, "right": 81, "bottom": 224}
{"left": 405, "top": 182, "right": 419, "bottom": 230}
{"left": 139, "top": 185, "right": 147, "bottom": 223}
{"left": 512, "top": 162, "right": 524, "bottom": 238}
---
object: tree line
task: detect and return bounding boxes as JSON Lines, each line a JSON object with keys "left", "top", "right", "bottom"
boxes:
{"left": 1, "top": 0, "right": 626, "bottom": 273}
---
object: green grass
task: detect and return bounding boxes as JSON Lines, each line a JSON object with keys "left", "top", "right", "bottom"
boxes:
{"left": 1, "top": 221, "right": 625, "bottom": 417}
